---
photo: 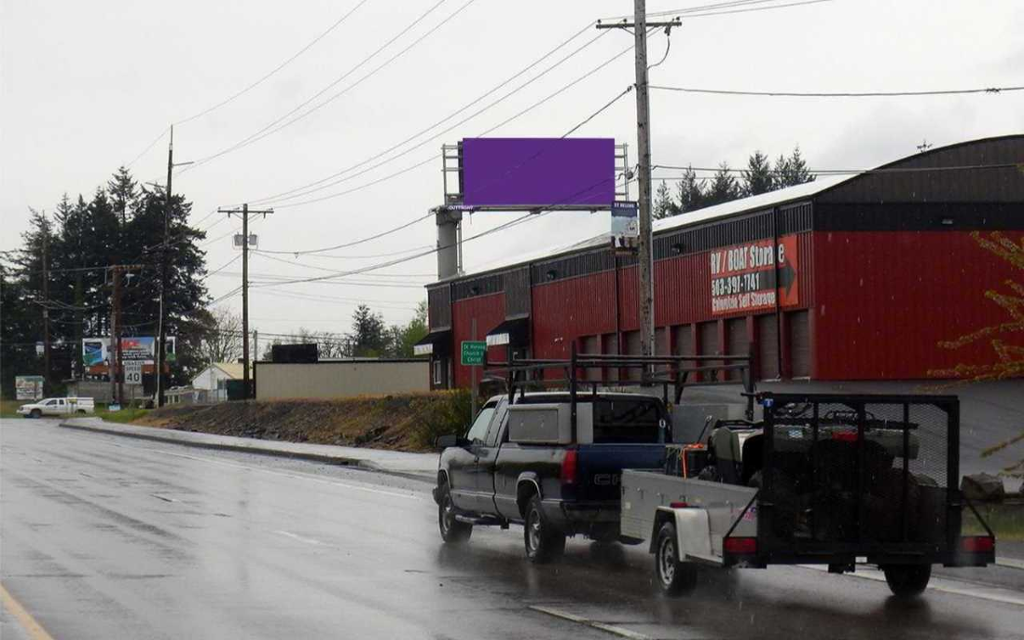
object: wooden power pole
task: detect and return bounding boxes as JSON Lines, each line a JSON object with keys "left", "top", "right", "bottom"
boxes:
{"left": 41, "top": 220, "right": 51, "bottom": 392}
{"left": 218, "top": 204, "right": 273, "bottom": 399}
{"left": 599, "top": 7, "right": 679, "bottom": 366}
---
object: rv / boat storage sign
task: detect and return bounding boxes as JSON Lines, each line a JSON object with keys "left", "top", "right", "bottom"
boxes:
{"left": 710, "top": 235, "right": 799, "bottom": 315}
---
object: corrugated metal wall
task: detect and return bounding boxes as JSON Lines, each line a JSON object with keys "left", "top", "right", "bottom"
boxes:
{"left": 451, "top": 292, "right": 506, "bottom": 388}
{"left": 811, "top": 230, "right": 1022, "bottom": 379}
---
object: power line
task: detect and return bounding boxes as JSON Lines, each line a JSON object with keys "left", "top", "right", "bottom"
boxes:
{"left": 256, "top": 212, "right": 433, "bottom": 255}
{"left": 175, "top": 0, "right": 372, "bottom": 127}
{"left": 269, "top": 39, "right": 637, "bottom": 210}
{"left": 182, "top": 0, "right": 465, "bottom": 172}
{"left": 649, "top": 84, "right": 1024, "bottom": 98}
{"left": 652, "top": 161, "right": 1024, "bottom": 175}
{"left": 206, "top": 254, "right": 241, "bottom": 279}
{"left": 243, "top": 21, "right": 604, "bottom": 207}
{"left": 622, "top": 0, "right": 834, "bottom": 21}
{"left": 122, "top": 0, "right": 372, "bottom": 168}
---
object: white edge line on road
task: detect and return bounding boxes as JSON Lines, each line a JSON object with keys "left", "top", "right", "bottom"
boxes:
{"left": 274, "top": 530, "right": 324, "bottom": 546}
{"left": 798, "top": 564, "right": 1024, "bottom": 608}
{"left": 126, "top": 443, "right": 424, "bottom": 502}
{"left": 529, "top": 605, "right": 654, "bottom": 640}
{"left": 995, "top": 556, "right": 1024, "bottom": 571}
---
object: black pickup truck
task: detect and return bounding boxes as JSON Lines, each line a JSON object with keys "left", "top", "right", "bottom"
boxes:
{"left": 433, "top": 391, "right": 668, "bottom": 562}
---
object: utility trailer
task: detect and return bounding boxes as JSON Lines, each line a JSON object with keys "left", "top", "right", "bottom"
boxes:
{"left": 621, "top": 392, "right": 996, "bottom": 598}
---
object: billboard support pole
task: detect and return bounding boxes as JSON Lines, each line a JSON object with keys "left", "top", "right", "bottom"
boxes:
{"left": 434, "top": 208, "right": 462, "bottom": 280}
{"left": 114, "top": 267, "right": 124, "bottom": 406}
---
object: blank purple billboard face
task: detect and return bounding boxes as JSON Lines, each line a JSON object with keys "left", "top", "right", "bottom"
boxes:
{"left": 461, "top": 138, "right": 615, "bottom": 208}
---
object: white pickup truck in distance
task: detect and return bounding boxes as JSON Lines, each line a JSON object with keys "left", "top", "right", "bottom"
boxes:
{"left": 18, "top": 397, "right": 95, "bottom": 418}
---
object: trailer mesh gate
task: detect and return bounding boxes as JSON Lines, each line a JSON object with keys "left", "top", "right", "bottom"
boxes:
{"left": 759, "top": 394, "right": 959, "bottom": 559}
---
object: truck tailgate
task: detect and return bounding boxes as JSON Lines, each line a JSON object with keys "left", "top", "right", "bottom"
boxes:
{"left": 575, "top": 444, "right": 665, "bottom": 502}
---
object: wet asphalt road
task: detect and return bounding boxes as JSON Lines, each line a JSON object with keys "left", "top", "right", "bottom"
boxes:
{"left": 2, "top": 419, "right": 1023, "bottom": 640}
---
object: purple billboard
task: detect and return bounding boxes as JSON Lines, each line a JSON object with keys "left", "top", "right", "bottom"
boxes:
{"left": 461, "top": 138, "right": 615, "bottom": 208}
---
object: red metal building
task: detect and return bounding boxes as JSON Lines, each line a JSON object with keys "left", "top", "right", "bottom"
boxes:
{"left": 417, "top": 136, "right": 1024, "bottom": 388}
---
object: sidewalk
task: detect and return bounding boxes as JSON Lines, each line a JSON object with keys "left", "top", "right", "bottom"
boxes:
{"left": 60, "top": 417, "right": 439, "bottom": 481}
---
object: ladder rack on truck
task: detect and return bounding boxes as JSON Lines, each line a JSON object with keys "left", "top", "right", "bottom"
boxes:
{"left": 621, "top": 392, "right": 996, "bottom": 599}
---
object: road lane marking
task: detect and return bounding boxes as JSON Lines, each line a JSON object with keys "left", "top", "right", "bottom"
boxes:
{"left": 0, "top": 582, "right": 56, "bottom": 640}
{"left": 124, "top": 444, "right": 424, "bottom": 501}
{"left": 529, "top": 605, "right": 654, "bottom": 640}
{"left": 995, "top": 556, "right": 1024, "bottom": 571}
{"left": 798, "top": 564, "right": 1024, "bottom": 607}
{"left": 274, "top": 530, "right": 324, "bottom": 546}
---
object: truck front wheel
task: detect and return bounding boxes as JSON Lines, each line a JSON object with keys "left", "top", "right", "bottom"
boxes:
{"left": 30, "top": 409, "right": 41, "bottom": 419}
{"left": 655, "top": 522, "right": 697, "bottom": 596}
{"left": 882, "top": 564, "right": 931, "bottom": 598}
{"left": 437, "top": 482, "right": 472, "bottom": 544}
{"left": 524, "top": 495, "right": 565, "bottom": 563}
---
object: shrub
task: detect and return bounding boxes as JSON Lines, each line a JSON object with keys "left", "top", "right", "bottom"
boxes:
{"left": 412, "top": 389, "right": 472, "bottom": 450}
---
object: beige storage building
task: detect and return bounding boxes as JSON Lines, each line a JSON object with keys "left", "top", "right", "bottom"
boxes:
{"left": 254, "top": 359, "right": 429, "bottom": 400}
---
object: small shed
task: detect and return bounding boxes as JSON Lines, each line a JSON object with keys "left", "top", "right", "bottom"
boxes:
{"left": 191, "top": 362, "right": 246, "bottom": 402}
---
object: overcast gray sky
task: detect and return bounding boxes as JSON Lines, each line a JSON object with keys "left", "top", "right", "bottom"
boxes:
{"left": 3, "top": 0, "right": 1022, "bottom": 336}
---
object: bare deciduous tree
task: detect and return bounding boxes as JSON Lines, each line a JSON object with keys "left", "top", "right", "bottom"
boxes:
{"left": 199, "top": 307, "right": 243, "bottom": 366}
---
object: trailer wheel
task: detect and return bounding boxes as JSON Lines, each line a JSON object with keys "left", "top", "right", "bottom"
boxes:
{"left": 655, "top": 522, "right": 697, "bottom": 596}
{"left": 524, "top": 495, "right": 565, "bottom": 563}
{"left": 882, "top": 564, "right": 931, "bottom": 598}
{"left": 437, "top": 482, "right": 472, "bottom": 544}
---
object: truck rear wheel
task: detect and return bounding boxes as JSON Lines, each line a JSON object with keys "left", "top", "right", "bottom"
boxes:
{"left": 655, "top": 522, "right": 697, "bottom": 596}
{"left": 437, "top": 482, "right": 472, "bottom": 544}
{"left": 882, "top": 564, "right": 931, "bottom": 598}
{"left": 524, "top": 495, "right": 565, "bottom": 563}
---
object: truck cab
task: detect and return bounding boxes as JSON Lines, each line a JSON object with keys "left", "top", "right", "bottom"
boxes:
{"left": 434, "top": 391, "right": 668, "bottom": 562}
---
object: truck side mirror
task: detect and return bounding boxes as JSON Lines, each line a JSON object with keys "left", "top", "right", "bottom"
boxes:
{"left": 436, "top": 434, "right": 462, "bottom": 450}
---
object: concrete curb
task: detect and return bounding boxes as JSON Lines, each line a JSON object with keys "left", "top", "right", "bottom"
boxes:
{"left": 58, "top": 421, "right": 436, "bottom": 483}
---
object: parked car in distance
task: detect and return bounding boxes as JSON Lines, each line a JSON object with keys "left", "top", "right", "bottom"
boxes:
{"left": 17, "top": 397, "right": 95, "bottom": 418}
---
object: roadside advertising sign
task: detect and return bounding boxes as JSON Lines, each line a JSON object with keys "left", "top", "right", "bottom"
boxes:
{"left": 15, "top": 376, "right": 45, "bottom": 400}
{"left": 710, "top": 235, "right": 800, "bottom": 316}
{"left": 610, "top": 200, "right": 639, "bottom": 252}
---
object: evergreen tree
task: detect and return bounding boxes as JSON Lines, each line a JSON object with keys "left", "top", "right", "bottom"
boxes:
{"left": 349, "top": 304, "right": 386, "bottom": 356}
{"left": 705, "top": 163, "right": 742, "bottom": 207}
{"left": 775, "top": 146, "right": 815, "bottom": 188}
{"left": 0, "top": 261, "right": 42, "bottom": 395}
{"left": 107, "top": 166, "right": 139, "bottom": 227}
{"left": 742, "top": 151, "right": 775, "bottom": 196}
{"left": 653, "top": 180, "right": 679, "bottom": 219}
{"left": 675, "top": 166, "right": 706, "bottom": 213}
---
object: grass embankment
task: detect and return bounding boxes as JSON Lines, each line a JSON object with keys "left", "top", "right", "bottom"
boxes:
{"left": 0, "top": 399, "right": 23, "bottom": 418}
{"left": 127, "top": 390, "right": 471, "bottom": 452}
{"left": 96, "top": 405, "right": 151, "bottom": 424}
{"left": 963, "top": 500, "right": 1024, "bottom": 542}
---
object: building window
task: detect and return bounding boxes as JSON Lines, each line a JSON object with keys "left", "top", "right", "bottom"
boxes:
{"left": 433, "top": 358, "right": 445, "bottom": 387}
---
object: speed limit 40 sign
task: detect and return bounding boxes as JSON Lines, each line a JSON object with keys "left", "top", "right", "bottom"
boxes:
{"left": 124, "top": 361, "right": 143, "bottom": 385}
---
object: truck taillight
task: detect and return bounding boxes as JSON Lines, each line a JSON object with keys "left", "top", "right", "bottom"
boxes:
{"left": 723, "top": 537, "right": 757, "bottom": 555}
{"left": 961, "top": 535, "right": 995, "bottom": 553}
{"left": 560, "top": 449, "right": 578, "bottom": 485}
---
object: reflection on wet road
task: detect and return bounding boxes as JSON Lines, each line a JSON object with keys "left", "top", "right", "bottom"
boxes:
{"left": 1, "top": 419, "right": 1021, "bottom": 639}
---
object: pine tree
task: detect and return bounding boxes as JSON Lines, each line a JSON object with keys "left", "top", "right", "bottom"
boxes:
{"left": 107, "top": 166, "right": 139, "bottom": 227}
{"left": 653, "top": 180, "right": 679, "bottom": 219}
{"left": 705, "top": 163, "right": 742, "bottom": 207}
{"left": 349, "top": 304, "right": 386, "bottom": 356}
{"left": 776, "top": 146, "right": 815, "bottom": 188}
{"left": 675, "top": 166, "right": 706, "bottom": 213}
{"left": 742, "top": 151, "right": 775, "bottom": 196}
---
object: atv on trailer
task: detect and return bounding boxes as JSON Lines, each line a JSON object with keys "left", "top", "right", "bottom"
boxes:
{"left": 621, "top": 392, "right": 996, "bottom": 598}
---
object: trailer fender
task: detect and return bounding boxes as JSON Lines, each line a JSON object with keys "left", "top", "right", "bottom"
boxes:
{"left": 650, "top": 507, "right": 714, "bottom": 562}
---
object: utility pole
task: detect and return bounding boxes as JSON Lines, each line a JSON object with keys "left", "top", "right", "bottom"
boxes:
{"left": 218, "top": 204, "right": 273, "bottom": 399}
{"left": 111, "top": 267, "right": 122, "bottom": 405}
{"left": 41, "top": 219, "right": 51, "bottom": 392}
{"left": 598, "top": 9, "right": 679, "bottom": 367}
{"left": 155, "top": 125, "right": 193, "bottom": 407}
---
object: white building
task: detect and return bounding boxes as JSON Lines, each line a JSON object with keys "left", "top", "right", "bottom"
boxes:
{"left": 191, "top": 363, "right": 246, "bottom": 402}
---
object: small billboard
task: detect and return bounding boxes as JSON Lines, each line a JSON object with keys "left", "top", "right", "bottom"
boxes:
{"left": 15, "top": 375, "right": 45, "bottom": 400}
{"left": 461, "top": 138, "right": 615, "bottom": 208}
{"left": 82, "top": 336, "right": 177, "bottom": 370}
